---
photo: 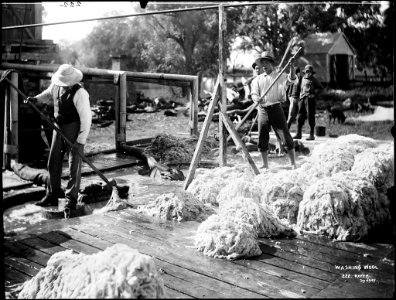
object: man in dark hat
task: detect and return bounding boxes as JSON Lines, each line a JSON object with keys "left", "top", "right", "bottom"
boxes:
{"left": 294, "top": 64, "right": 324, "bottom": 140}
{"left": 26, "top": 64, "right": 92, "bottom": 214}
{"left": 251, "top": 53, "right": 298, "bottom": 169}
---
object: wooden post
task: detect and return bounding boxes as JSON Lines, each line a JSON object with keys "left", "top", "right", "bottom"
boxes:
{"left": 183, "top": 77, "right": 220, "bottom": 190}
{"left": 3, "top": 82, "right": 11, "bottom": 169}
{"left": 218, "top": 4, "right": 227, "bottom": 166}
{"left": 10, "top": 72, "right": 19, "bottom": 162}
{"left": 219, "top": 104, "right": 259, "bottom": 175}
{"left": 119, "top": 72, "right": 127, "bottom": 145}
{"left": 190, "top": 78, "right": 199, "bottom": 136}
{"left": 114, "top": 73, "right": 121, "bottom": 151}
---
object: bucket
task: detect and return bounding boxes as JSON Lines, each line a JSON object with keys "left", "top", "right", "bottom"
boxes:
{"left": 315, "top": 126, "right": 326, "bottom": 136}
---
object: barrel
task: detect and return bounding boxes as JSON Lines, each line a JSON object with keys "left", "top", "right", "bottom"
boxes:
{"left": 315, "top": 126, "right": 326, "bottom": 136}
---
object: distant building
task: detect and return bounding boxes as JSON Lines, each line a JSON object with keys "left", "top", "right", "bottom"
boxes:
{"left": 2, "top": 3, "right": 59, "bottom": 64}
{"left": 227, "top": 32, "right": 358, "bottom": 88}
{"left": 295, "top": 32, "right": 357, "bottom": 87}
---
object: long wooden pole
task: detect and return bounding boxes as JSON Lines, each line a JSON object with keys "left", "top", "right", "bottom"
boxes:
{"left": 183, "top": 77, "right": 220, "bottom": 190}
{"left": 218, "top": 4, "right": 227, "bottom": 167}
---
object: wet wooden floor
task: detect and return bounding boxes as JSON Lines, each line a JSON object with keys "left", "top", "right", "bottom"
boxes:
{"left": 4, "top": 208, "right": 395, "bottom": 298}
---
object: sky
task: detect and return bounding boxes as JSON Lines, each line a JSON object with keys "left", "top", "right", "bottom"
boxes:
{"left": 41, "top": 1, "right": 390, "bottom": 43}
{"left": 41, "top": 1, "right": 136, "bottom": 42}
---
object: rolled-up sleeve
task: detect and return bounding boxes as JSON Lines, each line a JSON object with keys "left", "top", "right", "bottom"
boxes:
{"left": 73, "top": 89, "right": 92, "bottom": 144}
{"left": 251, "top": 77, "right": 261, "bottom": 103}
{"left": 35, "top": 84, "right": 54, "bottom": 105}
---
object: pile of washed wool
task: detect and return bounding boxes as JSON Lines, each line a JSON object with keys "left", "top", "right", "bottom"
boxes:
{"left": 297, "top": 134, "right": 378, "bottom": 183}
{"left": 331, "top": 171, "right": 388, "bottom": 229}
{"left": 257, "top": 170, "right": 306, "bottom": 224}
{"left": 195, "top": 214, "right": 262, "bottom": 260}
{"left": 195, "top": 197, "right": 293, "bottom": 260}
{"left": 187, "top": 165, "right": 255, "bottom": 205}
{"left": 18, "top": 244, "right": 165, "bottom": 299}
{"left": 216, "top": 177, "right": 262, "bottom": 206}
{"left": 351, "top": 143, "right": 394, "bottom": 193}
{"left": 296, "top": 177, "right": 369, "bottom": 241}
{"left": 137, "top": 190, "right": 215, "bottom": 222}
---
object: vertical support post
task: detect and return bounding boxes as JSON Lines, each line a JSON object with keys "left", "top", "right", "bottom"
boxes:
{"left": 3, "top": 82, "right": 11, "bottom": 169}
{"left": 218, "top": 4, "right": 227, "bottom": 166}
{"left": 114, "top": 73, "right": 121, "bottom": 151}
{"left": 119, "top": 72, "right": 127, "bottom": 145}
{"left": 10, "top": 72, "right": 19, "bottom": 162}
{"left": 190, "top": 78, "right": 199, "bottom": 136}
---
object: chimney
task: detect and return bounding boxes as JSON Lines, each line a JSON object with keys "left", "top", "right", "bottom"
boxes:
{"left": 111, "top": 54, "right": 127, "bottom": 71}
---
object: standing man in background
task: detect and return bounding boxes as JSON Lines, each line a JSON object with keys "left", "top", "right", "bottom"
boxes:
{"left": 27, "top": 64, "right": 92, "bottom": 214}
{"left": 286, "top": 67, "right": 301, "bottom": 129}
{"left": 293, "top": 65, "right": 324, "bottom": 140}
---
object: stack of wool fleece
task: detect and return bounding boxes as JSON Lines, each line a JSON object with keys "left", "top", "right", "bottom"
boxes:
{"left": 137, "top": 190, "right": 215, "bottom": 222}
{"left": 296, "top": 177, "right": 369, "bottom": 241}
{"left": 298, "top": 134, "right": 378, "bottom": 183}
{"left": 216, "top": 178, "right": 262, "bottom": 206}
{"left": 18, "top": 244, "right": 165, "bottom": 299}
{"left": 351, "top": 143, "right": 394, "bottom": 193}
{"left": 187, "top": 165, "right": 254, "bottom": 205}
{"left": 331, "top": 171, "right": 387, "bottom": 228}
{"left": 195, "top": 197, "right": 293, "bottom": 260}
{"left": 258, "top": 170, "right": 305, "bottom": 224}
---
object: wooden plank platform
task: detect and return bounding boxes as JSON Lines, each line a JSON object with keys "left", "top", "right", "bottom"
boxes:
{"left": 3, "top": 208, "right": 394, "bottom": 298}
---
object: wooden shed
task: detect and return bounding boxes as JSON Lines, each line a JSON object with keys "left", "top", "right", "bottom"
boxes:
{"left": 296, "top": 32, "right": 357, "bottom": 87}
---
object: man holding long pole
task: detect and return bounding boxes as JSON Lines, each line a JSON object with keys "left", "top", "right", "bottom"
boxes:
{"left": 251, "top": 53, "right": 298, "bottom": 169}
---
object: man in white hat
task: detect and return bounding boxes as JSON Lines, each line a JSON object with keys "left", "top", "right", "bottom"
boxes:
{"left": 251, "top": 53, "right": 298, "bottom": 169}
{"left": 27, "top": 64, "right": 92, "bottom": 213}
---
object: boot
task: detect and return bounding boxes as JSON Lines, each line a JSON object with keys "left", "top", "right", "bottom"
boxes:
{"left": 306, "top": 127, "right": 315, "bottom": 140}
{"left": 293, "top": 125, "right": 302, "bottom": 139}
{"left": 63, "top": 199, "right": 77, "bottom": 218}
{"left": 35, "top": 195, "right": 58, "bottom": 207}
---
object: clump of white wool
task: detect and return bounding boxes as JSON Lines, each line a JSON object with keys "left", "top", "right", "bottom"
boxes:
{"left": 218, "top": 197, "right": 294, "bottom": 238}
{"left": 258, "top": 169, "right": 305, "bottom": 224}
{"left": 296, "top": 177, "right": 369, "bottom": 241}
{"left": 194, "top": 214, "right": 262, "bottom": 260}
{"left": 18, "top": 244, "right": 165, "bottom": 299}
{"left": 331, "top": 171, "right": 389, "bottom": 228}
{"left": 137, "top": 190, "right": 215, "bottom": 222}
{"left": 330, "top": 134, "right": 377, "bottom": 155}
{"left": 351, "top": 143, "right": 394, "bottom": 193}
{"left": 187, "top": 166, "right": 254, "bottom": 205}
{"left": 216, "top": 178, "right": 263, "bottom": 206}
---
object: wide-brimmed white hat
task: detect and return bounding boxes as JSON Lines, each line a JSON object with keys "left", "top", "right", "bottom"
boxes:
{"left": 51, "top": 64, "right": 83, "bottom": 87}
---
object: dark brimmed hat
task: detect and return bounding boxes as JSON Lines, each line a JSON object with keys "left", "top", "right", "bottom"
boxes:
{"left": 302, "top": 65, "right": 315, "bottom": 74}
{"left": 255, "top": 55, "right": 275, "bottom": 67}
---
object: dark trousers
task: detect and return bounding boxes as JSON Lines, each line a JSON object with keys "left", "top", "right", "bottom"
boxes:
{"left": 47, "top": 121, "right": 83, "bottom": 204}
{"left": 257, "top": 103, "right": 294, "bottom": 152}
{"left": 297, "top": 96, "right": 316, "bottom": 128}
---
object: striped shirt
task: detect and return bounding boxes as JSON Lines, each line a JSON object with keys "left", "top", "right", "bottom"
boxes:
{"left": 251, "top": 71, "right": 297, "bottom": 108}
{"left": 36, "top": 83, "right": 92, "bottom": 144}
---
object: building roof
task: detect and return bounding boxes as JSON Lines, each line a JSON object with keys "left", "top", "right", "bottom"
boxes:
{"left": 304, "top": 32, "right": 357, "bottom": 56}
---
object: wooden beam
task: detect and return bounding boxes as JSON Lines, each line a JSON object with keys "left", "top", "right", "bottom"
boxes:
{"left": 8, "top": 5, "right": 35, "bottom": 40}
{"left": 10, "top": 72, "right": 19, "bottom": 162}
{"left": 218, "top": 4, "right": 227, "bottom": 166}
{"left": 183, "top": 76, "right": 220, "bottom": 190}
{"left": 219, "top": 103, "right": 259, "bottom": 175}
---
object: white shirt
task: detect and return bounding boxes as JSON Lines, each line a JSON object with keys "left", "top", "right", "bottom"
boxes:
{"left": 36, "top": 83, "right": 92, "bottom": 144}
{"left": 251, "top": 71, "right": 297, "bottom": 108}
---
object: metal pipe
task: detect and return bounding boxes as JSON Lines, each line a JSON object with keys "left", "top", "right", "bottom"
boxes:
{"left": 2, "top": 2, "right": 276, "bottom": 31}
{"left": 1, "top": 62, "right": 197, "bottom": 82}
